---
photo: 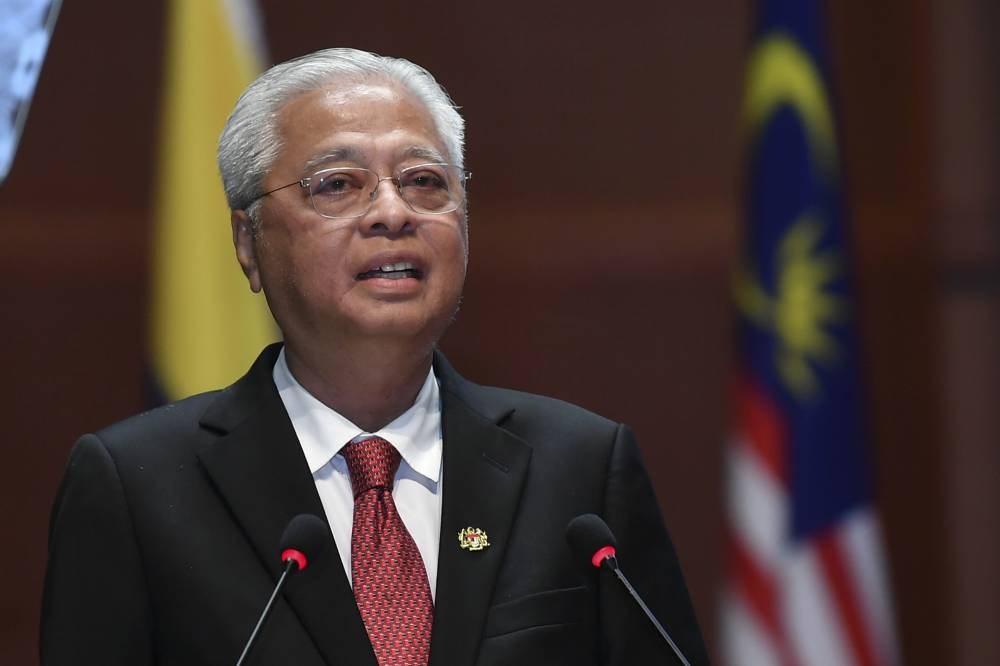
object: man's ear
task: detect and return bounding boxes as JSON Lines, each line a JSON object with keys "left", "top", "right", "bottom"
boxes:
{"left": 231, "top": 210, "right": 262, "bottom": 293}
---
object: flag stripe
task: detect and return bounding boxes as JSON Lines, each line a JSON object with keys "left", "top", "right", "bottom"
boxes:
{"left": 727, "top": 440, "right": 787, "bottom": 569}
{"left": 783, "top": 543, "right": 855, "bottom": 666}
{"left": 721, "top": 590, "right": 785, "bottom": 666}
{"left": 735, "top": 373, "right": 787, "bottom": 482}
{"left": 841, "top": 512, "right": 899, "bottom": 665}
{"left": 729, "top": 533, "right": 794, "bottom": 662}
{"left": 815, "top": 528, "right": 879, "bottom": 666}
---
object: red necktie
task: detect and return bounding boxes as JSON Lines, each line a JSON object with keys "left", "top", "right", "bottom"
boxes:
{"left": 342, "top": 436, "right": 433, "bottom": 666}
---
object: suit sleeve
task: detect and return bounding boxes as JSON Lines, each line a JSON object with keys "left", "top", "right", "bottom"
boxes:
{"left": 600, "top": 423, "right": 711, "bottom": 665}
{"left": 40, "top": 434, "right": 154, "bottom": 665}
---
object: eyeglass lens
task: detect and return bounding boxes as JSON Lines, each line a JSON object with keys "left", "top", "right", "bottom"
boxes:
{"left": 306, "top": 164, "right": 464, "bottom": 218}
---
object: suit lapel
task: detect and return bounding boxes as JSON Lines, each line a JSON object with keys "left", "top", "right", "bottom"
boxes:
{"left": 429, "top": 355, "right": 532, "bottom": 666}
{"left": 196, "top": 345, "right": 377, "bottom": 666}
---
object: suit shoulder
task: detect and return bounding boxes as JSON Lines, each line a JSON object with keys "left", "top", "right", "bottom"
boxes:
{"left": 448, "top": 380, "right": 622, "bottom": 444}
{"left": 89, "top": 390, "right": 223, "bottom": 454}
{"left": 482, "top": 384, "right": 616, "bottom": 423}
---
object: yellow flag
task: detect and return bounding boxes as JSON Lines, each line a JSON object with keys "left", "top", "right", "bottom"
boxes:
{"left": 151, "top": 0, "right": 277, "bottom": 401}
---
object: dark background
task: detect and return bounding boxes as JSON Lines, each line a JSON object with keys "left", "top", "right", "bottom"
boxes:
{"left": 1, "top": 1, "right": 997, "bottom": 664}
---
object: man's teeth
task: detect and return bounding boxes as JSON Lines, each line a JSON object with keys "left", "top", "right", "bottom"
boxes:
{"left": 379, "top": 262, "right": 415, "bottom": 272}
{"left": 358, "top": 262, "right": 420, "bottom": 280}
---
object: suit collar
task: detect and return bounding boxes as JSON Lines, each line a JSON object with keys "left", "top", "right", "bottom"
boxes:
{"left": 432, "top": 350, "right": 517, "bottom": 426}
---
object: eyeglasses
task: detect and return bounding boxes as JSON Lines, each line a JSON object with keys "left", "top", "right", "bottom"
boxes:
{"left": 252, "top": 163, "right": 471, "bottom": 219}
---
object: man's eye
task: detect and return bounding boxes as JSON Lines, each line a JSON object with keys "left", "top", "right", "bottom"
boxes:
{"left": 405, "top": 172, "right": 447, "bottom": 189}
{"left": 314, "top": 176, "right": 353, "bottom": 195}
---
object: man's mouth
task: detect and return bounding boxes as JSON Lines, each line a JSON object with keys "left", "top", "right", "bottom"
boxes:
{"left": 357, "top": 261, "right": 423, "bottom": 280}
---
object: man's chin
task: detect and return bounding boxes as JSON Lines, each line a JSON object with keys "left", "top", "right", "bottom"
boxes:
{"left": 340, "top": 308, "right": 456, "bottom": 347}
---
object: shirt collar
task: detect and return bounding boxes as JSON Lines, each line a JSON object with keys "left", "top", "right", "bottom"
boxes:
{"left": 273, "top": 347, "right": 442, "bottom": 483}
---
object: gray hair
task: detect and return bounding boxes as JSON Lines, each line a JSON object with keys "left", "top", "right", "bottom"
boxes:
{"left": 217, "top": 48, "right": 465, "bottom": 216}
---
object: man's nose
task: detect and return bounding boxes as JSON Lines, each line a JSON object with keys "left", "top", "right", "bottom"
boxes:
{"left": 360, "top": 177, "right": 412, "bottom": 234}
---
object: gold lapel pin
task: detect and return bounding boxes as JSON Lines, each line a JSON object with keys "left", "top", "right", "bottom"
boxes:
{"left": 457, "top": 527, "right": 490, "bottom": 552}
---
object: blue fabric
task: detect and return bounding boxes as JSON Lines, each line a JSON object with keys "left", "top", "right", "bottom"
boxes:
{"left": 742, "top": 0, "right": 873, "bottom": 542}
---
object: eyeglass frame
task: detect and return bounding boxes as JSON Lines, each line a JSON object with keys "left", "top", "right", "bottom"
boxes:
{"left": 245, "top": 162, "right": 472, "bottom": 219}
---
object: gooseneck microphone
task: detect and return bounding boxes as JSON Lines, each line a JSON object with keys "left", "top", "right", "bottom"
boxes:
{"left": 565, "top": 514, "right": 692, "bottom": 666}
{"left": 236, "top": 514, "right": 329, "bottom": 666}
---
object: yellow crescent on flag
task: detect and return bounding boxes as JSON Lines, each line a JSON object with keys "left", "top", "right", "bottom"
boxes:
{"left": 744, "top": 32, "right": 838, "bottom": 176}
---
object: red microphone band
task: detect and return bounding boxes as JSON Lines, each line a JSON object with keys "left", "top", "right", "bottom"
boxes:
{"left": 591, "top": 545, "right": 616, "bottom": 568}
{"left": 281, "top": 548, "right": 308, "bottom": 571}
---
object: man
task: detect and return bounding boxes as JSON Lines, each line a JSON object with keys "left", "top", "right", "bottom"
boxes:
{"left": 41, "top": 48, "right": 709, "bottom": 665}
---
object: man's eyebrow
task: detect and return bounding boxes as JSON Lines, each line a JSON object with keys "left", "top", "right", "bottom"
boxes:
{"left": 302, "top": 147, "right": 365, "bottom": 174}
{"left": 300, "top": 145, "right": 448, "bottom": 175}
{"left": 401, "top": 145, "right": 447, "bottom": 164}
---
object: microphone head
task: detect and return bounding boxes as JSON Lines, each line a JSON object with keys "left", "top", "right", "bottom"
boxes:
{"left": 278, "top": 513, "right": 328, "bottom": 572}
{"left": 566, "top": 513, "right": 618, "bottom": 568}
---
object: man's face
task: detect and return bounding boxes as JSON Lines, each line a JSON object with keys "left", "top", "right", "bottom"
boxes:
{"left": 234, "top": 82, "right": 468, "bottom": 351}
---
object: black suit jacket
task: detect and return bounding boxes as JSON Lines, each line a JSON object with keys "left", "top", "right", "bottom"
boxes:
{"left": 41, "top": 344, "right": 708, "bottom": 665}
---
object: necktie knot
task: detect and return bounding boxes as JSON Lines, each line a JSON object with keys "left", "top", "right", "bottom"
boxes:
{"left": 342, "top": 436, "right": 401, "bottom": 496}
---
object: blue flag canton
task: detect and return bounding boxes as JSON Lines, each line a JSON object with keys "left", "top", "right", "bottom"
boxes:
{"left": 740, "top": 3, "right": 872, "bottom": 541}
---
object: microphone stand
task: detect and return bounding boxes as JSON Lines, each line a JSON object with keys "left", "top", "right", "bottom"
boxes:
{"left": 235, "top": 558, "right": 299, "bottom": 666}
{"left": 603, "top": 554, "right": 692, "bottom": 666}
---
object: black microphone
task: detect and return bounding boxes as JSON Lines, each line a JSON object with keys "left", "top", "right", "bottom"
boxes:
{"left": 236, "top": 514, "right": 329, "bottom": 666}
{"left": 565, "top": 514, "right": 692, "bottom": 666}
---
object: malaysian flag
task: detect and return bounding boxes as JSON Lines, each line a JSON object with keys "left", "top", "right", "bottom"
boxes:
{"left": 720, "top": 2, "right": 900, "bottom": 665}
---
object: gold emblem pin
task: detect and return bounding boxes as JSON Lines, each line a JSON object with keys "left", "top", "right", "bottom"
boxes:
{"left": 457, "top": 527, "right": 489, "bottom": 552}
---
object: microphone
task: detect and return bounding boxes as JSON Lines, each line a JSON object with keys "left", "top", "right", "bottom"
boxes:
{"left": 565, "top": 514, "right": 692, "bottom": 666}
{"left": 236, "top": 514, "right": 329, "bottom": 666}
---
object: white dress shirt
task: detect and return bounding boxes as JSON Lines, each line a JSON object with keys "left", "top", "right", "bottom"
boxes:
{"left": 272, "top": 348, "right": 443, "bottom": 599}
